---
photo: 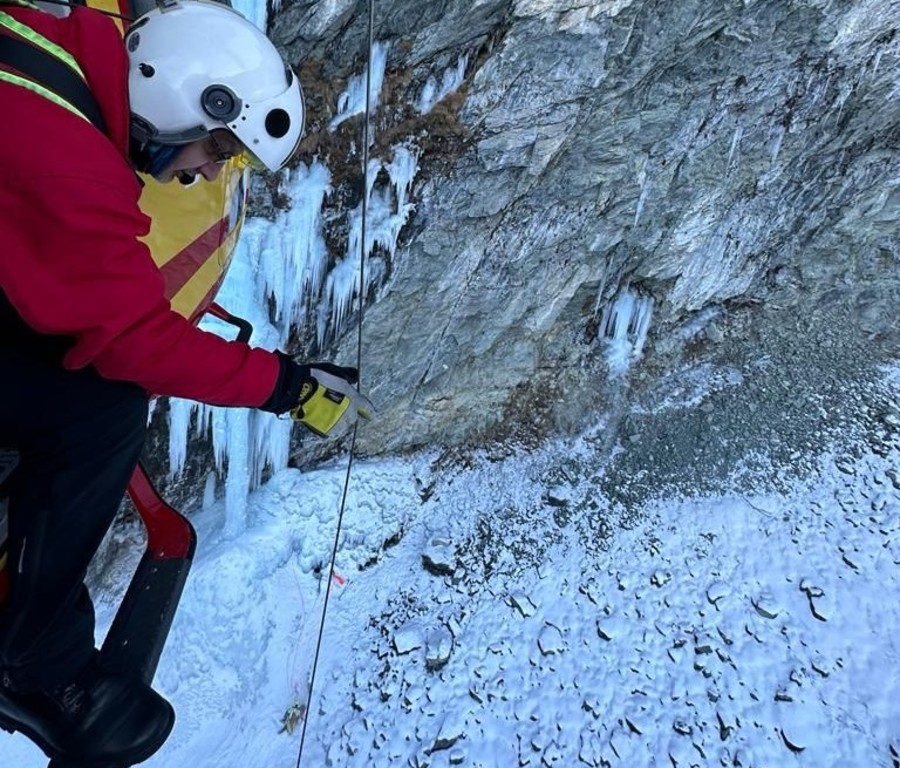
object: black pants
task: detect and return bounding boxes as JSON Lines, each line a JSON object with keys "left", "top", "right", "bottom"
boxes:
{"left": 0, "top": 347, "right": 147, "bottom": 692}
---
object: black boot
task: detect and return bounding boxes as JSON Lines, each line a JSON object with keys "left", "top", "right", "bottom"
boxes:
{"left": 0, "top": 661, "right": 174, "bottom": 766}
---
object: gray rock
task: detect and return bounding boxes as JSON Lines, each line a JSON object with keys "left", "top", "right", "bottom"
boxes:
{"left": 597, "top": 614, "right": 627, "bottom": 641}
{"left": 706, "top": 581, "right": 730, "bottom": 607}
{"left": 393, "top": 621, "right": 425, "bottom": 654}
{"left": 147, "top": 0, "right": 900, "bottom": 539}
{"left": 249, "top": 0, "right": 899, "bottom": 463}
{"left": 429, "top": 714, "right": 465, "bottom": 753}
{"left": 538, "top": 624, "right": 565, "bottom": 655}
{"left": 425, "top": 626, "right": 454, "bottom": 670}
{"left": 510, "top": 592, "right": 538, "bottom": 618}
{"left": 751, "top": 591, "right": 781, "bottom": 619}
{"left": 423, "top": 535, "right": 456, "bottom": 576}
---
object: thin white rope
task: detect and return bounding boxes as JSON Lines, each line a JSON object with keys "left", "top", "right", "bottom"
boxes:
{"left": 293, "top": 0, "right": 376, "bottom": 765}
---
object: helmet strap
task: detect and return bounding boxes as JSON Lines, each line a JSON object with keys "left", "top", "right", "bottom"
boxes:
{"left": 130, "top": 113, "right": 210, "bottom": 149}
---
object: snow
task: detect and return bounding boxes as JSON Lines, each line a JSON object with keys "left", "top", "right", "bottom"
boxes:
{"left": 6, "top": 399, "right": 900, "bottom": 768}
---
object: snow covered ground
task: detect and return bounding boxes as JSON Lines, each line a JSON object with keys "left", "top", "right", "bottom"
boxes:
{"left": 4, "top": 370, "right": 899, "bottom": 768}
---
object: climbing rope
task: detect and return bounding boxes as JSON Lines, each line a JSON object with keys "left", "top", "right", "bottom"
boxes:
{"left": 293, "top": 0, "right": 376, "bottom": 764}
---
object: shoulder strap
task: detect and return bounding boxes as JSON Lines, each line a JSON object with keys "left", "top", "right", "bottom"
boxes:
{"left": 0, "top": 9, "right": 107, "bottom": 134}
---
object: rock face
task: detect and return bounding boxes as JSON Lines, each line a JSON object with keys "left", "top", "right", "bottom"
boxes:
{"left": 267, "top": 0, "right": 899, "bottom": 457}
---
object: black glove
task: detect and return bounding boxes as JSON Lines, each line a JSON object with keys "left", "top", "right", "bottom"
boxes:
{"left": 261, "top": 353, "right": 374, "bottom": 437}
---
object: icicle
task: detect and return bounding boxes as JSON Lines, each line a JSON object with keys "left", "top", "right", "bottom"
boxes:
{"left": 253, "top": 412, "right": 292, "bottom": 486}
{"left": 165, "top": 209, "right": 301, "bottom": 529}
{"left": 222, "top": 409, "right": 250, "bottom": 538}
{"left": 387, "top": 144, "right": 421, "bottom": 213}
{"left": 871, "top": 48, "right": 883, "bottom": 78}
{"left": 319, "top": 144, "right": 421, "bottom": 346}
{"left": 600, "top": 288, "right": 654, "bottom": 377}
{"left": 634, "top": 184, "right": 648, "bottom": 228}
{"left": 590, "top": 262, "right": 610, "bottom": 316}
{"left": 167, "top": 399, "right": 197, "bottom": 478}
{"left": 633, "top": 162, "right": 648, "bottom": 227}
{"left": 329, "top": 42, "right": 390, "bottom": 131}
{"left": 417, "top": 55, "right": 469, "bottom": 114}
{"left": 322, "top": 220, "right": 365, "bottom": 347}
{"left": 257, "top": 161, "right": 333, "bottom": 333}
{"left": 727, "top": 125, "right": 743, "bottom": 170}
{"left": 769, "top": 125, "right": 785, "bottom": 166}
{"left": 832, "top": 83, "right": 852, "bottom": 124}
{"left": 202, "top": 472, "right": 217, "bottom": 510}
{"left": 418, "top": 77, "right": 437, "bottom": 116}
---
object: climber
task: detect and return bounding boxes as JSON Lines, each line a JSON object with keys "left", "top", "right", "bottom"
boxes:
{"left": 0, "top": 0, "right": 372, "bottom": 765}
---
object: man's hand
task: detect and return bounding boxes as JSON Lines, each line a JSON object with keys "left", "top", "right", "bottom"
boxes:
{"left": 289, "top": 363, "right": 373, "bottom": 437}
{"left": 260, "top": 354, "right": 374, "bottom": 438}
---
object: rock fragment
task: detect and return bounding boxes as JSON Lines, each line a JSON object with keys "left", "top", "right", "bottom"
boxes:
{"left": 538, "top": 624, "right": 565, "bottom": 655}
{"left": 651, "top": 570, "right": 671, "bottom": 587}
{"left": 809, "top": 592, "right": 835, "bottom": 621}
{"left": 429, "top": 714, "right": 464, "bottom": 753}
{"left": 706, "top": 581, "right": 730, "bottom": 607}
{"left": 510, "top": 592, "right": 538, "bottom": 618}
{"left": 425, "top": 626, "right": 454, "bottom": 670}
{"left": 422, "top": 534, "right": 455, "bottom": 576}
{"left": 393, "top": 621, "right": 424, "bottom": 655}
{"left": 751, "top": 591, "right": 781, "bottom": 619}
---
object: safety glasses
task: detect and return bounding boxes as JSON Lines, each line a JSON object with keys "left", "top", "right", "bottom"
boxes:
{"left": 207, "top": 130, "right": 267, "bottom": 172}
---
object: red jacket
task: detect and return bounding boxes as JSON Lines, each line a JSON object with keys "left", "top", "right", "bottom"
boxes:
{"left": 0, "top": 5, "right": 280, "bottom": 407}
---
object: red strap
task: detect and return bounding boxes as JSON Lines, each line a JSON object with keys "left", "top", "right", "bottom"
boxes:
{"left": 127, "top": 464, "right": 194, "bottom": 559}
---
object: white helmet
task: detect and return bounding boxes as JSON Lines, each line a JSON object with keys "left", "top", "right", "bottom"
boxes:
{"left": 126, "top": 0, "right": 305, "bottom": 172}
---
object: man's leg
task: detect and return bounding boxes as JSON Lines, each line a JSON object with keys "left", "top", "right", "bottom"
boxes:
{"left": 0, "top": 349, "right": 174, "bottom": 764}
{"left": 0, "top": 348, "right": 149, "bottom": 690}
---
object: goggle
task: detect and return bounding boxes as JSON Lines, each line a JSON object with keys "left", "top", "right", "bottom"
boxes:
{"left": 207, "top": 130, "right": 267, "bottom": 172}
